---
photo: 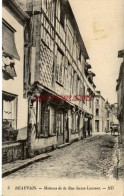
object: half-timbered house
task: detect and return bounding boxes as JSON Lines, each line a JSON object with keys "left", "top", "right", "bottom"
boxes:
{"left": 16, "top": 0, "right": 96, "bottom": 157}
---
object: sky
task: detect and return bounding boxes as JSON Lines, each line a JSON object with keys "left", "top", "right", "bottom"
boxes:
{"left": 69, "top": 0, "right": 124, "bottom": 104}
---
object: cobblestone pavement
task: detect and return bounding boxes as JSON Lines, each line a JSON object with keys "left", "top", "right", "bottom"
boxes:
{"left": 4, "top": 134, "right": 118, "bottom": 179}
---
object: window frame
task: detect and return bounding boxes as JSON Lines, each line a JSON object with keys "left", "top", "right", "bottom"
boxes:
{"left": 40, "top": 103, "right": 50, "bottom": 136}
{"left": 56, "top": 48, "right": 64, "bottom": 85}
{"left": 96, "top": 108, "right": 99, "bottom": 116}
{"left": 2, "top": 91, "right": 18, "bottom": 130}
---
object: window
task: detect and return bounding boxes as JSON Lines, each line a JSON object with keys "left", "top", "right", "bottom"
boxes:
{"left": 86, "top": 89, "right": 87, "bottom": 106}
{"left": 73, "top": 42, "right": 77, "bottom": 62}
{"left": 56, "top": 111, "right": 63, "bottom": 134}
{"left": 77, "top": 78, "right": 80, "bottom": 95}
{"left": 76, "top": 114, "right": 79, "bottom": 133}
{"left": 50, "top": 107, "right": 56, "bottom": 135}
{"left": 46, "top": 0, "right": 48, "bottom": 9}
{"left": 41, "top": 104, "right": 50, "bottom": 136}
{"left": 72, "top": 71, "right": 75, "bottom": 94}
{"left": 66, "top": 26, "right": 73, "bottom": 54}
{"left": 107, "top": 111, "right": 109, "bottom": 118}
{"left": 67, "top": 63, "right": 71, "bottom": 93}
{"left": 90, "top": 98, "right": 92, "bottom": 108}
{"left": 42, "top": 0, "right": 47, "bottom": 12}
{"left": 96, "top": 99, "right": 99, "bottom": 105}
{"left": 60, "top": 6, "right": 65, "bottom": 28}
{"left": 2, "top": 91, "right": 17, "bottom": 130}
{"left": 96, "top": 109, "right": 99, "bottom": 116}
{"left": 79, "top": 49, "right": 81, "bottom": 62}
{"left": 76, "top": 46, "right": 80, "bottom": 63}
{"left": 56, "top": 49, "right": 64, "bottom": 85}
{"left": 83, "top": 86, "right": 85, "bottom": 96}
{"left": 72, "top": 112, "right": 76, "bottom": 133}
{"left": 80, "top": 84, "right": 83, "bottom": 107}
{"left": 56, "top": 0, "right": 60, "bottom": 20}
{"left": 39, "top": 103, "right": 56, "bottom": 137}
{"left": 64, "top": 67, "right": 67, "bottom": 88}
{"left": 74, "top": 72, "right": 77, "bottom": 94}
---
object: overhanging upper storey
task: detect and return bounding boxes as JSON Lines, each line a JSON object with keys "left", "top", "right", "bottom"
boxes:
{"left": 118, "top": 50, "right": 124, "bottom": 58}
{"left": 60, "top": 0, "right": 89, "bottom": 60}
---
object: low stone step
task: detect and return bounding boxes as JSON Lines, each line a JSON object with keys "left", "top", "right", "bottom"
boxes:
{"left": 58, "top": 143, "right": 70, "bottom": 149}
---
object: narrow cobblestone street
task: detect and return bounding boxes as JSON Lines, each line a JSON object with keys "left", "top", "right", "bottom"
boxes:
{"left": 4, "top": 134, "right": 118, "bottom": 179}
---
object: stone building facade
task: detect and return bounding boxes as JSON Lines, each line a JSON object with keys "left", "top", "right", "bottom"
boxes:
{"left": 116, "top": 50, "right": 124, "bottom": 146}
{"left": 105, "top": 101, "right": 113, "bottom": 131}
{"left": 92, "top": 92, "right": 118, "bottom": 134}
{"left": 14, "top": 0, "right": 96, "bottom": 157}
{"left": 111, "top": 103, "right": 118, "bottom": 125}
{"left": 2, "top": 0, "right": 29, "bottom": 163}
{"left": 92, "top": 91, "right": 106, "bottom": 133}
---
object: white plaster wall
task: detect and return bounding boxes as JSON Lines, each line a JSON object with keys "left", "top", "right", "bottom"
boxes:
{"left": 31, "top": 137, "right": 57, "bottom": 150}
{"left": 2, "top": 7, "right": 28, "bottom": 130}
{"left": 71, "top": 133, "right": 79, "bottom": 140}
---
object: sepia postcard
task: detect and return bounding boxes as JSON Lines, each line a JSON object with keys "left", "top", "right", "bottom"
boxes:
{"left": 1, "top": 0, "right": 124, "bottom": 195}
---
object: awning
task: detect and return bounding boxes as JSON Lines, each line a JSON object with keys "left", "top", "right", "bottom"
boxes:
{"left": 2, "top": 91, "right": 17, "bottom": 102}
{"left": 2, "top": 20, "right": 20, "bottom": 60}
